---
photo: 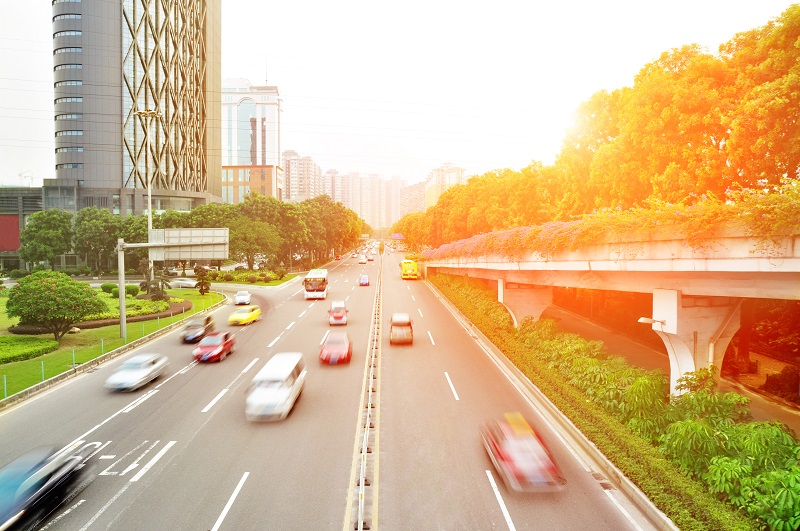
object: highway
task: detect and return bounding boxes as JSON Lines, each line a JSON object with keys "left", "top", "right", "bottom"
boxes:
{"left": 0, "top": 251, "right": 662, "bottom": 530}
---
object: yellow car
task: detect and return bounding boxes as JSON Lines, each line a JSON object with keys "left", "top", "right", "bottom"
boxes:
{"left": 228, "top": 305, "right": 262, "bottom": 326}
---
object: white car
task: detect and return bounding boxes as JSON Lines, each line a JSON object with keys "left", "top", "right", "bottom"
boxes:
{"left": 234, "top": 290, "right": 252, "bottom": 305}
{"left": 169, "top": 277, "right": 198, "bottom": 289}
{"left": 104, "top": 353, "right": 169, "bottom": 391}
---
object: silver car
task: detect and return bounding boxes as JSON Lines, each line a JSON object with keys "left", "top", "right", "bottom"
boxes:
{"left": 104, "top": 353, "right": 169, "bottom": 391}
{"left": 234, "top": 290, "right": 252, "bottom": 305}
{"left": 169, "top": 277, "right": 198, "bottom": 289}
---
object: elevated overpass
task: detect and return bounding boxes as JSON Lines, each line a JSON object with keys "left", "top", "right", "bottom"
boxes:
{"left": 423, "top": 231, "right": 800, "bottom": 394}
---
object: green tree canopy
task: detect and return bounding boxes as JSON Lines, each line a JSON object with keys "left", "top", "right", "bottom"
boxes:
{"left": 73, "top": 207, "right": 121, "bottom": 275}
{"left": 6, "top": 270, "right": 107, "bottom": 340}
{"left": 18, "top": 209, "right": 74, "bottom": 269}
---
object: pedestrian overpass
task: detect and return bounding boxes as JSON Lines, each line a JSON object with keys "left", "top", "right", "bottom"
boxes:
{"left": 422, "top": 231, "right": 800, "bottom": 394}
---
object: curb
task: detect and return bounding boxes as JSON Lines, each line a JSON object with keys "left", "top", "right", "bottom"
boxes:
{"left": 0, "top": 293, "right": 228, "bottom": 412}
{"left": 424, "top": 280, "right": 678, "bottom": 531}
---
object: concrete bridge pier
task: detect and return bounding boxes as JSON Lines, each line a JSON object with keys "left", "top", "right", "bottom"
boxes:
{"left": 645, "top": 289, "right": 742, "bottom": 395}
{"left": 497, "top": 278, "right": 553, "bottom": 326}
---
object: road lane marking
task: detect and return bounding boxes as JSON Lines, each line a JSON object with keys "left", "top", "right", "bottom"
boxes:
{"left": 79, "top": 482, "right": 132, "bottom": 531}
{"left": 412, "top": 295, "right": 416, "bottom": 302}
{"left": 130, "top": 440, "right": 176, "bottom": 482}
{"left": 268, "top": 335, "right": 281, "bottom": 348}
{"left": 100, "top": 440, "right": 152, "bottom": 476}
{"left": 293, "top": 289, "right": 302, "bottom": 296}
{"left": 604, "top": 489, "right": 644, "bottom": 530}
{"left": 321, "top": 330, "right": 331, "bottom": 345}
{"left": 428, "top": 331, "right": 435, "bottom": 345}
{"left": 121, "top": 390, "right": 158, "bottom": 413}
{"left": 242, "top": 358, "right": 259, "bottom": 373}
{"left": 286, "top": 321, "right": 295, "bottom": 330}
{"left": 299, "top": 309, "right": 307, "bottom": 317}
{"left": 444, "top": 372, "right": 460, "bottom": 401}
{"left": 202, "top": 389, "right": 229, "bottom": 413}
{"left": 211, "top": 472, "right": 250, "bottom": 531}
{"left": 41, "top": 499, "right": 85, "bottom": 530}
{"left": 486, "top": 470, "right": 516, "bottom": 531}
{"left": 418, "top": 308, "right": 424, "bottom": 318}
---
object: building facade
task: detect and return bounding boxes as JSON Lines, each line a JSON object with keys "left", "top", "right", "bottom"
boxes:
{"left": 47, "top": 0, "right": 222, "bottom": 216}
{"left": 283, "top": 150, "right": 322, "bottom": 203}
{"left": 424, "top": 162, "right": 466, "bottom": 209}
{"left": 221, "top": 79, "right": 283, "bottom": 202}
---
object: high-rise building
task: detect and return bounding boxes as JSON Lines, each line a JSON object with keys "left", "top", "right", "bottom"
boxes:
{"left": 424, "top": 162, "right": 466, "bottom": 208}
{"left": 46, "top": 0, "right": 222, "bottom": 216}
{"left": 400, "top": 181, "right": 426, "bottom": 218}
{"left": 221, "top": 79, "right": 283, "bottom": 203}
{"left": 283, "top": 150, "right": 322, "bottom": 203}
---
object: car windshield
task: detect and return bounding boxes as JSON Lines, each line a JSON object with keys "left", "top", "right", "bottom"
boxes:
{"left": 121, "top": 359, "right": 149, "bottom": 370}
{"left": 236, "top": 292, "right": 249, "bottom": 297}
{"left": 199, "top": 336, "right": 222, "bottom": 346}
{"left": 233, "top": 308, "right": 251, "bottom": 314}
{"left": 326, "top": 336, "right": 347, "bottom": 346}
{"left": 185, "top": 321, "right": 203, "bottom": 329}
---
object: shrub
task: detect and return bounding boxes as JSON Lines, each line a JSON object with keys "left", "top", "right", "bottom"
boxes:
{"left": 111, "top": 287, "right": 119, "bottom": 298}
{"left": 223, "top": 273, "right": 234, "bottom": 282}
{"left": 208, "top": 270, "right": 219, "bottom": 281}
{"left": 762, "top": 366, "right": 800, "bottom": 404}
{"left": 10, "top": 269, "right": 30, "bottom": 279}
{"left": 247, "top": 275, "right": 258, "bottom": 283}
{"left": 274, "top": 268, "right": 288, "bottom": 280}
{"left": 125, "top": 284, "right": 139, "bottom": 297}
{"left": 0, "top": 336, "right": 59, "bottom": 364}
{"left": 149, "top": 290, "right": 170, "bottom": 301}
{"left": 100, "top": 282, "right": 116, "bottom": 294}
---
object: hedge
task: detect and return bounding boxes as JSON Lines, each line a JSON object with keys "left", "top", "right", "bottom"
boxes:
{"left": 0, "top": 336, "right": 59, "bottom": 364}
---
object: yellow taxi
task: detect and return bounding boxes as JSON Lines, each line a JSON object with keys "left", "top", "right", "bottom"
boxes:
{"left": 228, "top": 305, "right": 262, "bottom": 326}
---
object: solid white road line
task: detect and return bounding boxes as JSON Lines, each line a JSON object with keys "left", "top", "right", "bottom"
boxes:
{"left": 121, "top": 390, "right": 158, "bottom": 413}
{"left": 202, "top": 389, "right": 229, "bottom": 413}
{"left": 129, "top": 440, "right": 176, "bottom": 482}
{"left": 444, "top": 372, "right": 460, "bottom": 401}
{"left": 211, "top": 472, "right": 250, "bottom": 531}
{"left": 486, "top": 470, "right": 516, "bottom": 531}
{"left": 428, "top": 331, "right": 435, "bottom": 345}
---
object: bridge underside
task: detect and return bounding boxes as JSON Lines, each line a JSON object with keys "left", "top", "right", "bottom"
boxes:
{"left": 429, "top": 266, "right": 748, "bottom": 395}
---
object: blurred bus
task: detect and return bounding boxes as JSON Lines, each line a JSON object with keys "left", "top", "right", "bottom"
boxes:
{"left": 400, "top": 260, "right": 418, "bottom": 280}
{"left": 304, "top": 269, "right": 329, "bottom": 299}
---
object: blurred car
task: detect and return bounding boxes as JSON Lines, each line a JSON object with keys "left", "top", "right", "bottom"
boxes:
{"left": 104, "top": 353, "right": 169, "bottom": 391}
{"left": 169, "top": 277, "right": 198, "bottom": 289}
{"left": 335, "top": 255, "right": 342, "bottom": 260}
{"left": 162, "top": 267, "right": 179, "bottom": 277}
{"left": 246, "top": 353, "right": 307, "bottom": 421}
{"left": 389, "top": 313, "right": 413, "bottom": 345}
{"left": 228, "top": 305, "right": 261, "bottom": 326}
{"left": 481, "top": 412, "right": 567, "bottom": 493}
{"left": 193, "top": 331, "right": 235, "bottom": 362}
{"left": 350, "top": 253, "right": 357, "bottom": 258}
{"left": 234, "top": 265, "right": 247, "bottom": 271}
{"left": 367, "top": 255, "right": 374, "bottom": 261}
{"left": 358, "top": 255, "right": 367, "bottom": 264}
{"left": 359, "top": 274, "right": 369, "bottom": 286}
{"left": 179, "top": 315, "right": 214, "bottom": 343}
{"left": 0, "top": 444, "right": 94, "bottom": 531}
{"left": 328, "top": 300, "right": 348, "bottom": 325}
{"left": 319, "top": 331, "right": 352, "bottom": 364}
{"left": 234, "top": 290, "right": 252, "bottom": 305}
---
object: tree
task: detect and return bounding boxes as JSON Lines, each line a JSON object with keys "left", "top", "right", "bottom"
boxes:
{"left": 6, "top": 270, "right": 106, "bottom": 340}
{"left": 17, "top": 209, "right": 74, "bottom": 270}
{"left": 229, "top": 220, "right": 283, "bottom": 270}
{"left": 73, "top": 207, "right": 121, "bottom": 275}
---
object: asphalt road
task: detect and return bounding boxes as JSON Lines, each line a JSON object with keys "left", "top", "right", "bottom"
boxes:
{"left": 0, "top": 252, "right": 662, "bottom": 530}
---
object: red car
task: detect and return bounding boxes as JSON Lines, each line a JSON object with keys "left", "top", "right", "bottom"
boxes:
{"left": 193, "top": 331, "right": 235, "bottom": 362}
{"left": 319, "top": 331, "right": 352, "bottom": 364}
{"left": 481, "top": 412, "right": 566, "bottom": 493}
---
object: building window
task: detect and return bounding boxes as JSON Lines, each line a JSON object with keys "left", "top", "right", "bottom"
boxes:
{"left": 55, "top": 147, "right": 84, "bottom": 153}
{"left": 54, "top": 47, "right": 82, "bottom": 55}
{"left": 56, "top": 163, "right": 84, "bottom": 169}
{"left": 55, "top": 113, "right": 83, "bottom": 120}
{"left": 54, "top": 80, "right": 82, "bottom": 87}
{"left": 55, "top": 130, "right": 83, "bottom": 137}
{"left": 55, "top": 97, "right": 83, "bottom": 104}
{"left": 54, "top": 64, "right": 82, "bottom": 71}
{"left": 54, "top": 31, "right": 82, "bottom": 38}
{"left": 53, "top": 14, "right": 82, "bottom": 22}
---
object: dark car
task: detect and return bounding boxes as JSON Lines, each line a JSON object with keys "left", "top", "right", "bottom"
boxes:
{"left": 192, "top": 331, "right": 235, "bottom": 362}
{"left": 0, "top": 444, "right": 94, "bottom": 530}
{"left": 180, "top": 315, "right": 214, "bottom": 343}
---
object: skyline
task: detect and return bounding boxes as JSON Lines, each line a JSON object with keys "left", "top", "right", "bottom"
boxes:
{"left": 0, "top": 1, "right": 797, "bottom": 188}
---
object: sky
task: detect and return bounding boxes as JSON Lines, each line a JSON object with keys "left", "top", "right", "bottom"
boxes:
{"left": 0, "top": 1, "right": 796, "bottom": 187}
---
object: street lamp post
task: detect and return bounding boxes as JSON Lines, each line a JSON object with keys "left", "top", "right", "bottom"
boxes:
{"left": 135, "top": 108, "right": 161, "bottom": 281}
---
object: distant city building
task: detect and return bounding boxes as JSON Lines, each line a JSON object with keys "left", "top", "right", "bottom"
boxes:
{"left": 0, "top": 187, "right": 43, "bottom": 271}
{"left": 283, "top": 150, "right": 322, "bottom": 202}
{"left": 424, "top": 162, "right": 466, "bottom": 209}
{"left": 400, "top": 181, "right": 426, "bottom": 217}
{"left": 221, "top": 79, "right": 284, "bottom": 203}
{"left": 46, "top": 0, "right": 222, "bottom": 216}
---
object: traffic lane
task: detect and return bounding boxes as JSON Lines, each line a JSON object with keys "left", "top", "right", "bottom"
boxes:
{"left": 379, "top": 275, "right": 646, "bottom": 530}
{"left": 97, "top": 307, "right": 371, "bottom": 529}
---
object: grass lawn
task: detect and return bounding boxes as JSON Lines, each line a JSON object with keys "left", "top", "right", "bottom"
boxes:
{"left": 0, "top": 289, "right": 225, "bottom": 398}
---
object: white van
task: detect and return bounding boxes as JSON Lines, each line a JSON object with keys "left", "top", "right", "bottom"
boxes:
{"left": 246, "top": 352, "right": 307, "bottom": 421}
